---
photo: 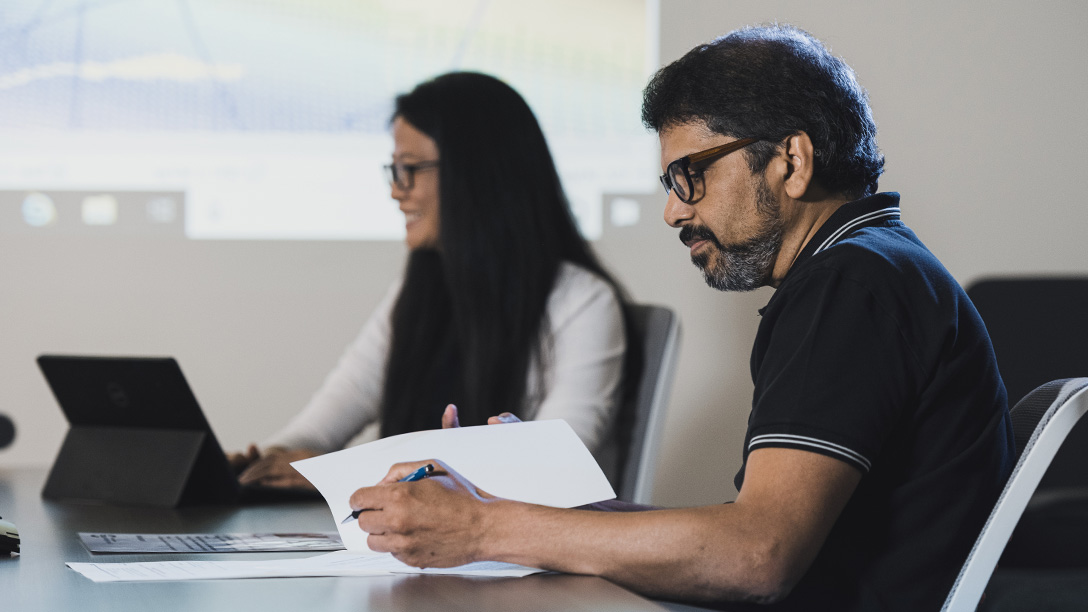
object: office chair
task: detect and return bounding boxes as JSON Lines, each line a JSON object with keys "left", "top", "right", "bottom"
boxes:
{"left": 941, "top": 378, "right": 1088, "bottom": 612}
{"left": 0, "top": 414, "right": 13, "bottom": 449}
{"left": 967, "top": 277, "right": 1088, "bottom": 569}
{"left": 615, "top": 304, "right": 681, "bottom": 505}
{"left": 967, "top": 278, "right": 1088, "bottom": 415}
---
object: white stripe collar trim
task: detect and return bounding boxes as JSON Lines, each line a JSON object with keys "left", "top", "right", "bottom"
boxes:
{"left": 813, "top": 206, "right": 901, "bottom": 255}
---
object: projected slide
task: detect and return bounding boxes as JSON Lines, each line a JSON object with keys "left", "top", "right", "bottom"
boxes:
{"left": 0, "top": 0, "right": 655, "bottom": 240}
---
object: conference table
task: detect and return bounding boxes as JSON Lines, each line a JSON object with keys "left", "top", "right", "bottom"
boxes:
{"left": 0, "top": 467, "right": 717, "bottom": 612}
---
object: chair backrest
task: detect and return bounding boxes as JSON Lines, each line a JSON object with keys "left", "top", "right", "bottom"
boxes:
{"left": 967, "top": 277, "right": 1088, "bottom": 490}
{"left": 967, "top": 278, "right": 1088, "bottom": 407}
{"left": 616, "top": 304, "right": 681, "bottom": 505}
{"left": 941, "top": 378, "right": 1088, "bottom": 612}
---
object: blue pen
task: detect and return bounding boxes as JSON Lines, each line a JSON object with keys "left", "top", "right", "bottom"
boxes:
{"left": 341, "top": 463, "right": 434, "bottom": 525}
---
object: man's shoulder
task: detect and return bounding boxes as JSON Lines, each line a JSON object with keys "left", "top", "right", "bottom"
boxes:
{"left": 815, "top": 221, "right": 930, "bottom": 269}
{"left": 781, "top": 192, "right": 940, "bottom": 288}
{"left": 765, "top": 222, "right": 965, "bottom": 338}
{"left": 791, "top": 222, "right": 950, "bottom": 296}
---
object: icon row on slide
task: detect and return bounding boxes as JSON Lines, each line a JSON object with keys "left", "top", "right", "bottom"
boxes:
{"left": 22, "top": 192, "right": 179, "bottom": 228}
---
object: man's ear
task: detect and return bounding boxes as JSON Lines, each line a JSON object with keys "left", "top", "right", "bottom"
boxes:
{"left": 778, "top": 131, "right": 817, "bottom": 200}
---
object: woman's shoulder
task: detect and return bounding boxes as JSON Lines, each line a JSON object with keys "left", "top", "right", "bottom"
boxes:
{"left": 547, "top": 262, "right": 622, "bottom": 323}
{"left": 553, "top": 261, "right": 617, "bottom": 296}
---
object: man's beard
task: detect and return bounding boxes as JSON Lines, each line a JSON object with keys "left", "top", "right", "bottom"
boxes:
{"left": 684, "top": 180, "right": 784, "bottom": 292}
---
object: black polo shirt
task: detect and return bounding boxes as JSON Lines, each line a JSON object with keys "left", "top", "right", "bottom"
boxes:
{"left": 734, "top": 192, "right": 1014, "bottom": 611}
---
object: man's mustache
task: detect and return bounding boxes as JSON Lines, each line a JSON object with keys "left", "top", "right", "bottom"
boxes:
{"left": 679, "top": 225, "right": 721, "bottom": 248}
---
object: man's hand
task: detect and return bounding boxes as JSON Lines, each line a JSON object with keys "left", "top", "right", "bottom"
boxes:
{"left": 441, "top": 404, "right": 522, "bottom": 429}
{"left": 348, "top": 459, "right": 496, "bottom": 568}
{"left": 237, "top": 447, "right": 320, "bottom": 490}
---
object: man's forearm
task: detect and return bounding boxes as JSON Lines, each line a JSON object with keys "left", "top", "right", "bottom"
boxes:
{"left": 478, "top": 500, "right": 787, "bottom": 604}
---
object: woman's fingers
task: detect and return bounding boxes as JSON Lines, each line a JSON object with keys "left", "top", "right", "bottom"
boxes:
{"left": 486, "top": 412, "right": 522, "bottom": 425}
{"left": 441, "top": 404, "right": 460, "bottom": 429}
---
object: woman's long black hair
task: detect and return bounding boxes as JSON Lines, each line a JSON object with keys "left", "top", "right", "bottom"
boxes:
{"left": 379, "top": 72, "right": 631, "bottom": 437}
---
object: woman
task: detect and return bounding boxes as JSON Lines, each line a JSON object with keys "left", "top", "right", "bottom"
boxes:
{"left": 233, "top": 72, "right": 631, "bottom": 489}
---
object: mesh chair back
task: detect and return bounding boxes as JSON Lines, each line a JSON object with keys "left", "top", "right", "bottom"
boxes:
{"left": 1009, "top": 379, "right": 1075, "bottom": 462}
{"left": 942, "top": 378, "right": 1088, "bottom": 612}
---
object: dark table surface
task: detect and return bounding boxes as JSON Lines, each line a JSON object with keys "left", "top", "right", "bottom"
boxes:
{"left": 1, "top": 466, "right": 683, "bottom": 612}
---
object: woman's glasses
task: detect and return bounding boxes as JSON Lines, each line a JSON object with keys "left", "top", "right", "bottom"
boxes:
{"left": 659, "top": 137, "right": 759, "bottom": 203}
{"left": 384, "top": 160, "right": 439, "bottom": 191}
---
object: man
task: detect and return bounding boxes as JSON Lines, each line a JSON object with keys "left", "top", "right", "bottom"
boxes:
{"left": 348, "top": 24, "right": 1014, "bottom": 611}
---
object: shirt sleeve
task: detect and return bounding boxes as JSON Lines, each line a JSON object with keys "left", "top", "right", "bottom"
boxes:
{"left": 747, "top": 264, "right": 924, "bottom": 475}
{"left": 263, "top": 280, "right": 402, "bottom": 452}
{"left": 523, "top": 264, "right": 626, "bottom": 454}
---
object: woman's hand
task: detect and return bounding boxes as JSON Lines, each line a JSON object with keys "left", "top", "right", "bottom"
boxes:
{"left": 441, "top": 404, "right": 523, "bottom": 429}
{"left": 227, "top": 444, "right": 262, "bottom": 474}
{"left": 487, "top": 412, "right": 522, "bottom": 425}
{"left": 237, "top": 446, "right": 320, "bottom": 490}
{"left": 440, "top": 404, "right": 461, "bottom": 428}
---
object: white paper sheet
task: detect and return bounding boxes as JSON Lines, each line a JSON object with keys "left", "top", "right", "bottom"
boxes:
{"left": 67, "top": 420, "right": 613, "bottom": 583}
{"left": 291, "top": 419, "right": 616, "bottom": 552}
{"left": 67, "top": 550, "right": 541, "bottom": 582}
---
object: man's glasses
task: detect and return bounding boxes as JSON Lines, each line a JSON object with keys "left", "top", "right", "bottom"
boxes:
{"left": 659, "top": 137, "right": 760, "bottom": 203}
{"left": 383, "top": 160, "right": 439, "bottom": 191}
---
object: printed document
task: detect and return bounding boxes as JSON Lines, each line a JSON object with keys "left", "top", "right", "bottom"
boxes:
{"left": 78, "top": 532, "right": 344, "bottom": 554}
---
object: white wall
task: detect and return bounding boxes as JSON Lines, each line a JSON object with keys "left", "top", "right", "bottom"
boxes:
{"left": 2, "top": 0, "right": 1087, "bottom": 509}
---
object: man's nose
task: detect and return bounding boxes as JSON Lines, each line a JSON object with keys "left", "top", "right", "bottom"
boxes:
{"left": 664, "top": 191, "right": 694, "bottom": 228}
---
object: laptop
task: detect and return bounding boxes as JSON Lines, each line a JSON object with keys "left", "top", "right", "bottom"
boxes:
{"left": 37, "top": 355, "right": 319, "bottom": 507}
